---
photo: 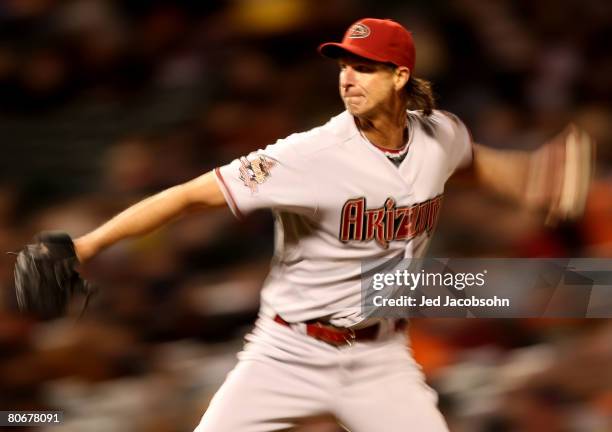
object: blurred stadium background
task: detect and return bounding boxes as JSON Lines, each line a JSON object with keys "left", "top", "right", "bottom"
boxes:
{"left": 0, "top": 1, "right": 610, "bottom": 431}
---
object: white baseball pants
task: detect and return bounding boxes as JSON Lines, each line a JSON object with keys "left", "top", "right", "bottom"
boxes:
{"left": 194, "top": 315, "right": 449, "bottom": 432}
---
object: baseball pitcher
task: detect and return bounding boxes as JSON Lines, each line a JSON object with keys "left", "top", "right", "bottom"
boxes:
{"left": 13, "top": 18, "right": 593, "bottom": 431}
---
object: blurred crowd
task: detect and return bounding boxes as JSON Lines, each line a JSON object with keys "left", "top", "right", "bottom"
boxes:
{"left": 0, "top": 1, "right": 610, "bottom": 431}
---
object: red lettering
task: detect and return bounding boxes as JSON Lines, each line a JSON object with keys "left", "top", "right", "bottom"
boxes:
{"left": 385, "top": 198, "right": 395, "bottom": 242}
{"left": 365, "top": 208, "right": 385, "bottom": 242}
{"left": 414, "top": 202, "right": 427, "bottom": 235}
{"left": 340, "top": 195, "right": 443, "bottom": 246}
{"left": 407, "top": 206, "right": 419, "bottom": 238}
{"left": 395, "top": 207, "right": 410, "bottom": 240}
{"left": 340, "top": 198, "right": 365, "bottom": 241}
{"left": 426, "top": 197, "right": 442, "bottom": 233}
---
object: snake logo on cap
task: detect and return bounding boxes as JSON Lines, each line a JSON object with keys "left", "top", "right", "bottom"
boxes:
{"left": 348, "top": 23, "right": 370, "bottom": 39}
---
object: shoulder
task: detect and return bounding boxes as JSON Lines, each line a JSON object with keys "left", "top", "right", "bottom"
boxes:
{"left": 263, "top": 111, "right": 357, "bottom": 160}
{"left": 408, "top": 110, "right": 471, "bottom": 147}
{"left": 408, "top": 109, "right": 467, "bottom": 136}
{"left": 415, "top": 110, "right": 473, "bottom": 171}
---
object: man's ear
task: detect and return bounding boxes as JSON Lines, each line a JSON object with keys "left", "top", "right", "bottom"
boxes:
{"left": 394, "top": 67, "right": 411, "bottom": 91}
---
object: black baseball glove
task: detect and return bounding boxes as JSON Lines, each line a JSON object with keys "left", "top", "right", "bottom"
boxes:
{"left": 12, "top": 231, "right": 95, "bottom": 320}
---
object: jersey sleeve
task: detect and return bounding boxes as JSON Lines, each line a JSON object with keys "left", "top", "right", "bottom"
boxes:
{"left": 214, "top": 134, "right": 318, "bottom": 219}
{"left": 436, "top": 111, "right": 474, "bottom": 178}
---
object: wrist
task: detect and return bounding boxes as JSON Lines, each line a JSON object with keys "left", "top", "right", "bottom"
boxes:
{"left": 73, "top": 235, "right": 96, "bottom": 263}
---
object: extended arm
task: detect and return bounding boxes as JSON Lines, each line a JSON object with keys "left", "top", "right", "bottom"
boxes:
{"left": 74, "top": 170, "right": 226, "bottom": 262}
{"left": 457, "top": 125, "right": 594, "bottom": 222}
{"left": 470, "top": 142, "right": 530, "bottom": 204}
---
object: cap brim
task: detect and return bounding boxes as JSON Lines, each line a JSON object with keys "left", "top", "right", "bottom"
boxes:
{"left": 318, "top": 42, "right": 393, "bottom": 64}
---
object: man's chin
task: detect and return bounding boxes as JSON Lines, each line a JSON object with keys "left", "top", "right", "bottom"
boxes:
{"left": 345, "top": 104, "right": 365, "bottom": 116}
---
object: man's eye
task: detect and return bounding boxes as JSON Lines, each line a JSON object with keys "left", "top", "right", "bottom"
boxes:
{"left": 355, "top": 65, "right": 373, "bottom": 73}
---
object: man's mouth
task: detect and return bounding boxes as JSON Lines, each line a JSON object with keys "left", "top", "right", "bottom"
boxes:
{"left": 344, "top": 95, "right": 364, "bottom": 103}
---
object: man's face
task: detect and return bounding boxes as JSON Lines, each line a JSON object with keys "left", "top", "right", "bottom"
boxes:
{"left": 338, "top": 55, "right": 397, "bottom": 118}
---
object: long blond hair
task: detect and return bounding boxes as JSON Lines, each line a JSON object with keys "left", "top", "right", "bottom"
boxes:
{"left": 404, "top": 76, "right": 435, "bottom": 116}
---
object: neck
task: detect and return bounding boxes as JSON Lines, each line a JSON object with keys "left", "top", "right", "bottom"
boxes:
{"left": 355, "top": 108, "right": 408, "bottom": 150}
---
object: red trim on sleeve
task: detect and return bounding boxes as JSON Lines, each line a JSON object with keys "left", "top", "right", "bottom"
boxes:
{"left": 214, "top": 167, "right": 245, "bottom": 220}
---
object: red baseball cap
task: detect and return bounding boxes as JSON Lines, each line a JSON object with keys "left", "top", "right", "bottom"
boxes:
{"left": 318, "top": 18, "right": 416, "bottom": 71}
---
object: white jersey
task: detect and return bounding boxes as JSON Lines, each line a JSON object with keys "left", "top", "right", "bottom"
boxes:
{"left": 215, "top": 109, "right": 472, "bottom": 327}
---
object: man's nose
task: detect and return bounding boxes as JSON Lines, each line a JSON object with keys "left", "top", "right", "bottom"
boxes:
{"left": 340, "top": 66, "right": 356, "bottom": 89}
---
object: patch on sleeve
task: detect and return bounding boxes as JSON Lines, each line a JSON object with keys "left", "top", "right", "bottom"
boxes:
{"left": 239, "top": 155, "right": 276, "bottom": 193}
